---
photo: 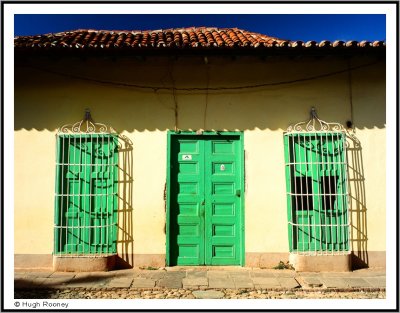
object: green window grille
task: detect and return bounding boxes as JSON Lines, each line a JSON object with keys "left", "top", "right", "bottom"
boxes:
{"left": 54, "top": 112, "right": 118, "bottom": 256}
{"left": 283, "top": 108, "right": 350, "bottom": 255}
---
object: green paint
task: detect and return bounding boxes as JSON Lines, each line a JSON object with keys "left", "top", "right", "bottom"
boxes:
{"left": 284, "top": 132, "right": 349, "bottom": 253}
{"left": 54, "top": 134, "right": 118, "bottom": 255}
{"left": 167, "top": 132, "right": 244, "bottom": 266}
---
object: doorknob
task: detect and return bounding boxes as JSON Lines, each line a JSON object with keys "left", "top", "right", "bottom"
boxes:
{"left": 201, "top": 200, "right": 205, "bottom": 205}
{"left": 235, "top": 190, "right": 241, "bottom": 197}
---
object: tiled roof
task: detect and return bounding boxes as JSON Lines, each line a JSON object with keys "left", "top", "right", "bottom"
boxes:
{"left": 14, "top": 27, "right": 385, "bottom": 52}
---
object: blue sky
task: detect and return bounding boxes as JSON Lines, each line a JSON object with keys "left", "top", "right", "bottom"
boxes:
{"left": 14, "top": 14, "right": 386, "bottom": 41}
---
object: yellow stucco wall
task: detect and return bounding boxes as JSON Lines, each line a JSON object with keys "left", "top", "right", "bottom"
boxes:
{"left": 14, "top": 130, "right": 55, "bottom": 254}
{"left": 14, "top": 55, "right": 386, "bottom": 267}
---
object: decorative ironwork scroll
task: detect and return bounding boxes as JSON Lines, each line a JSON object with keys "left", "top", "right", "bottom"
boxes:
{"left": 286, "top": 107, "right": 347, "bottom": 133}
{"left": 58, "top": 109, "right": 117, "bottom": 134}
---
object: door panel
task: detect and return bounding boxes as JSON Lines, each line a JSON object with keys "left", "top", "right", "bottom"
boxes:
{"left": 169, "top": 134, "right": 243, "bottom": 266}
{"left": 205, "top": 139, "right": 241, "bottom": 265}
{"left": 174, "top": 139, "right": 205, "bottom": 265}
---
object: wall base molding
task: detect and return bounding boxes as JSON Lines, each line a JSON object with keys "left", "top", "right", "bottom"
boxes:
{"left": 289, "top": 253, "right": 352, "bottom": 272}
{"left": 245, "top": 252, "right": 290, "bottom": 268}
{"left": 14, "top": 251, "right": 386, "bottom": 271}
{"left": 15, "top": 254, "right": 53, "bottom": 270}
{"left": 53, "top": 255, "right": 116, "bottom": 272}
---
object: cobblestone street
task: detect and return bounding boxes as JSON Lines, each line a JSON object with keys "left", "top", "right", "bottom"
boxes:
{"left": 14, "top": 267, "right": 386, "bottom": 300}
{"left": 15, "top": 288, "right": 385, "bottom": 300}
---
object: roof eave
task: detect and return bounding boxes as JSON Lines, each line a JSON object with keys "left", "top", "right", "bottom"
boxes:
{"left": 14, "top": 45, "right": 386, "bottom": 59}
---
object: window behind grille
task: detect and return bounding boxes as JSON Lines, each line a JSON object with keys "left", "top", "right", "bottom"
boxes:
{"left": 54, "top": 133, "right": 118, "bottom": 256}
{"left": 284, "top": 132, "right": 349, "bottom": 254}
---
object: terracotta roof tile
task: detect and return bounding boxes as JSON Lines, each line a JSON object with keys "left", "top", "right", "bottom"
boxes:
{"left": 332, "top": 40, "right": 345, "bottom": 48}
{"left": 14, "top": 27, "right": 386, "bottom": 53}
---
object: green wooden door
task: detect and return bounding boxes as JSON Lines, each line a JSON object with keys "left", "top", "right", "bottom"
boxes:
{"left": 168, "top": 133, "right": 244, "bottom": 265}
{"left": 55, "top": 134, "right": 118, "bottom": 255}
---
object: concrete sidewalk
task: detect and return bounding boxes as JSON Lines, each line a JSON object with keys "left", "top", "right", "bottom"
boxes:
{"left": 15, "top": 267, "right": 385, "bottom": 292}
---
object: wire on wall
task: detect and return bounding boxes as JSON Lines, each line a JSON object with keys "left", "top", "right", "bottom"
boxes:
{"left": 25, "top": 60, "right": 382, "bottom": 93}
{"left": 203, "top": 62, "right": 210, "bottom": 130}
{"left": 347, "top": 58, "right": 355, "bottom": 130}
{"left": 167, "top": 60, "right": 179, "bottom": 131}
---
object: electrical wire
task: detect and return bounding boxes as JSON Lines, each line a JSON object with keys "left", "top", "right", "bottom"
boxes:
{"left": 25, "top": 59, "right": 382, "bottom": 92}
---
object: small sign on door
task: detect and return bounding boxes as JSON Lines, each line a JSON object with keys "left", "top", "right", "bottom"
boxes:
{"left": 182, "top": 154, "right": 192, "bottom": 161}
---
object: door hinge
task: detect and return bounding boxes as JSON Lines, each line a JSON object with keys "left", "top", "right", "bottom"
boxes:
{"left": 164, "top": 183, "right": 167, "bottom": 212}
{"left": 244, "top": 149, "right": 246, "bottom": 193}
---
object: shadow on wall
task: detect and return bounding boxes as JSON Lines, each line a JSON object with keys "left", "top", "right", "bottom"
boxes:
{"left": 347, "top": 135, "right": 368, "bottom": 269}
{"left": 115, "top": 134, "right": 134, "bottom": 269}
{"left": 13, "top": 57, "right": 386, "bottom": 132}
